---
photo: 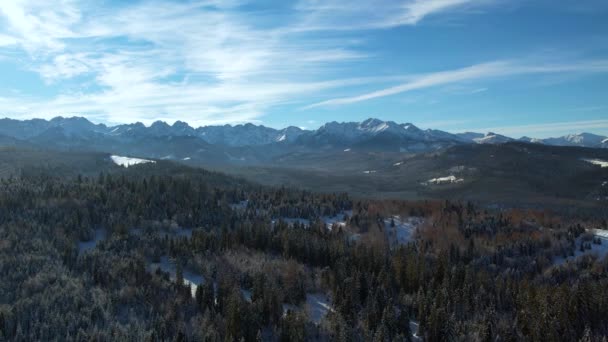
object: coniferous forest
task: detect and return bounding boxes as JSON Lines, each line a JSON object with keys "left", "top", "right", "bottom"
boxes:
{"left": 1, "top": 160, "right": 608, "bottom": 342}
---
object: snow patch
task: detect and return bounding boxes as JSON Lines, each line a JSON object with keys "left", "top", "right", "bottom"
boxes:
{"left": 148, "top": 256, "right": 205, "bottom": 298}
{"left": 423, "top": 175, "right": 464, "bottom": 185}
{"left": 410, "top": 320, "right": 422, "bottom": 341}
{"left": 111, "top": 155, "right": 155, "bottom": 167}
{"left": 384, "top": 216, "right": 422, "bottom": 246}
{"left": 363, "top": 170, "right": 377, "bottom": 174}
{"left": 182, "top": 157, "right": 191, "bottom": 160}
{"left": 306, "top": 293, "right": 333, "bottom": 324}
{"left": 322, "top": 210, "right": 351, "bottom": 231}
{"left": 393, "top": 162, "right": 403, "bottom": 166}
{"left": 344, "top": 148, "right": 351, "bottom": 152}
{"left": 230, "top": 200, "right": 249, "bottom": 212}
{"left": 78, "top": 229, "right": 106, "bottom": 253}
{"left": 554, "top": 230, "right": 608, "bottom": 266}
{"left": 583, "top": 159, "right": 608, "bottom": 168}
{"left": 276, "top": 134, "right": 286, "bottom": 142}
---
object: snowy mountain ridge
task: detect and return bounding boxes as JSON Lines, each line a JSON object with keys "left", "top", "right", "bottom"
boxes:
{"left": 0, "top": 116, "right": 606, "bottom": 149}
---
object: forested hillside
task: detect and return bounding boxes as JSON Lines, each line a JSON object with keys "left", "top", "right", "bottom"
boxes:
{"left": 1, "top": 156, "right": 608, "bottom": 341}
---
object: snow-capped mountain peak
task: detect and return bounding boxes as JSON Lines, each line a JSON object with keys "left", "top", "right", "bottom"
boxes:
{"left": 473, "top": 132, "right": 514, "bottom": 144}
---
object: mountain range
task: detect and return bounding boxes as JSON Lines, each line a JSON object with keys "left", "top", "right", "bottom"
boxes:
{"left": 1, "top": 116, "right": 606, "bottom": 152}
{"left": 1, "top": 116, "right": 607, "bottom": 203}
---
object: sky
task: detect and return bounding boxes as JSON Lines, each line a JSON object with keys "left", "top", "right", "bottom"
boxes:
{"left": 0, "top": 0, "right": 607, "bottom": 138}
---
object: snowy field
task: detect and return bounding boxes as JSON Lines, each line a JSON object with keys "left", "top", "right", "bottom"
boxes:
{"left": 131, "top": 227, "right": 193, "bottom": 238}
{"left": 78, "top": 229, "right": 106, "bottom": 253}
{"left": 111, "top": 155, "right": 155, "bottom": 167}
{"left": 272, "top": 210, "right": 352, "bottom": 231}
{"left": 282, "top": 293, "right": 333, "bottom": 325}
{"left": 554, "top": 229, "right": 608, "bottom": 265}
{"left": 230, "top": 200, "right": 249, "bottom": 212}
{"left": 384, "top": 216, "right": 422, "bottom": 246}
{"left": 305, "top": 293, "right": 333, "bottom": 324}
{"left": 322, "top": 210, "right": 352, "bottom": 231}
{"left": 272, "top": 218, "right": 311, "bottom": 227}
{"left": 583, "top": 158, "right": 608, "bottom": 168}
{"left": 423, "top": 175, "right": 464, "bottom": 185}
{"left": 148, "top": 256, "right": 205, "bottom": 297}
{"left": 410, "top": 320, "right": 422, "bottom": 341}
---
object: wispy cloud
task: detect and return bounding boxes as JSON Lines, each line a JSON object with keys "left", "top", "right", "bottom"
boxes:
{"left": 0, "top": 0, "right": 604, "bottom": 127}
{"left": 306, "top": 59, "right": 608, "bottom": 108}
{"left": 292, "top": 0, "right": 489, "bottom": 31}
{"left": 0, "top": 0, "right": 384, "bottom": 125}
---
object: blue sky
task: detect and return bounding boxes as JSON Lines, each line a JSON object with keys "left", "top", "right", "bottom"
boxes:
{"left": 0, "top": 0, "right": 607, "bottom": 137}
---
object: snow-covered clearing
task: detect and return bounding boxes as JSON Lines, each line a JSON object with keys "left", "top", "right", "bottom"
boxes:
{"left": 554, "top": 230, "right": 608, "bottom": 265}
{"left": 241, "top": 289, "right": 252, "bottom": 303}
{"left": 131, "top": 227, "right": 193, "bottom": 238}
{"left": 148, "top": 256, "right": 205, "bottom": 298}
{"left": 584, "top": 159, "right": 608, "bottom": 168}
{"left": 384, "top": 216, "right": 422, "bottom": 246}
{"left": 410, "top": 320, "right": 422, "bottom": 341}
{"left": 322, "top": 210, "right": 351, "bottom": 231}
{"left": 282, "top": 293, "right": 333, "bottom": 324}
{"left": 273, "top": 218, "right": 311, "bottom": 227}
{"left": 230, "top": 200, "right": 249, "bottom": 212}
{"left": 110, "top": 155, "right": 155, "bottom": 167}
{"left": 423, "top": 175, "right": 464, "bottom": 185}
{"left": 78, "top": 229, "right": 106, "bottom": 253}
{"left": 272, "top": 210, "right": 351, "bottom": 231}
{"left": 306, "top": 293, "right": 333, "bottom": 324}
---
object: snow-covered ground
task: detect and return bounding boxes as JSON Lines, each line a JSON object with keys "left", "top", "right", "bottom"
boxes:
{"left": 272, "top": 218, "right": 311, "bottom": 227}
{"left": 148, "top": 256, "right": 205, "bottom": 297}
{"left": 423, "top": 175, "right": 464, "bottom": 185}
{"left": 322, "top": 210, "right": 351, "bottom": 231}
{"left": 131, "top": 227, "right": 193, "bottom": 238}
{"left": 241, "top": 289, "right": 252, "bottom": 303}
{"left": 78, "top": 229, "right": 106, "bottom": 253}
{"left": 230, "top": 200, "right": 249, "bottom": 212}
{"left": 554, "top": 230, "right": 608, "bottom": 265}
{"left": 306, "top": 293, "right": 333, "bottom": 324}
{"left": 272, "top": 210, "right": 351, "bottom": 231}
{"left": 410, "top": 320, "right": 422, "bottom": 341}
{"left": 110, "top": 155, "right": 155, "bottom": 167}
{"left": 281, "top": 293, "right": 333, "bottom": 324}
{"left": 384, "top": 216, "right": 422, "bottom": 246}
{"left": 583, "top": 158, "right": 608, "bottom": 168}
{"left": 363, "top": 170, "right": 377, "bottom": 174}
{"left": 393, "top": 162, "right": 403, "bottom": 166}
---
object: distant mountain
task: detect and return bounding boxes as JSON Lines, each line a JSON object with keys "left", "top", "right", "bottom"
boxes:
{"left": 0, "top": 116, "right": 107, "bottom": 139}
{"left": 196, "top": 124, "right": 305, "bottom": 146}
{"left": 0, "top": 117, "right": 606, "bottom": 161}
{"left": 471, "top": 132, "right": 514, "bottom": 145}
{"left": 541, "top": 133, "right": 607, "bottom": 148}
{"left": 296, "top": 118, "right": 465, "bottom": 152}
